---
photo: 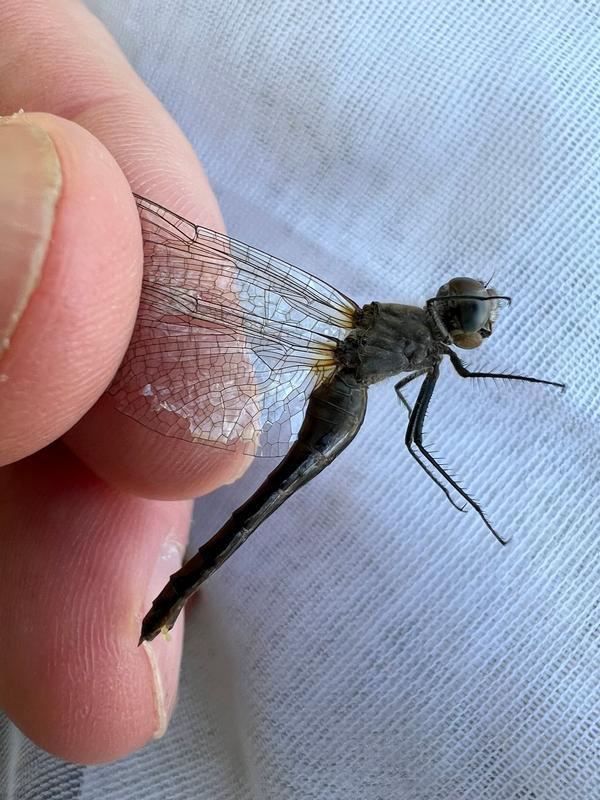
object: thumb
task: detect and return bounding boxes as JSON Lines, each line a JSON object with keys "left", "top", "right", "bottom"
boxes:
{"left": 0, "top": 113, "right": 141, "bottom": 466}
{"left": 0, "top": 117, "right": 60, "bottom": 359}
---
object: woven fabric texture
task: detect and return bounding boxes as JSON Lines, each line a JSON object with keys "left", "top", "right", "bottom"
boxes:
{"left": 2, "top": 1, "right": 598, "bottom": 798}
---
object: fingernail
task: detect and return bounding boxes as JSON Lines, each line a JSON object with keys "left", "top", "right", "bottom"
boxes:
{"left": 142, "top": 532, "right": 185, "bottom": 738}
{"left": 0, "top": 116, "right": 62, "bottom": 358}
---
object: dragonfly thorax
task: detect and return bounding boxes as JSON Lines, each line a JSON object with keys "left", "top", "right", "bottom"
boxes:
{"left": 339, "top": 302, "right": 441, "bottom": 384}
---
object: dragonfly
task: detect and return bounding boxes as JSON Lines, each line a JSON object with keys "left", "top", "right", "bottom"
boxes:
{"left": 109, "top": 195, "right": 565, "bottom": 644}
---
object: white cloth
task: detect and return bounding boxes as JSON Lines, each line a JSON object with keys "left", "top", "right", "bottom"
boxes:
{"left": 2, "top": 1, "right": 598, "bottom": 797}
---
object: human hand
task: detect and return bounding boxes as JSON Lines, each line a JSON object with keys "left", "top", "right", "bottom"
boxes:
{"left": 0, "top": 0, "right": 247, "bottom": 764}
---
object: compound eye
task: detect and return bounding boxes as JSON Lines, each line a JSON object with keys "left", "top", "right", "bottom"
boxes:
{"left": 454, "top": 294, "right": 491, "bottom": 335}
{"left": 435, "top": 277, "right": 497, "bottom": 348}
{"left": 451, "top": 331, "right": 484, "bottom": 349}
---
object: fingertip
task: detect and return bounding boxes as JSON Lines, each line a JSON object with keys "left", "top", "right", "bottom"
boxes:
{"left": 0, "top": 444, "right": 192, "bottom": 762}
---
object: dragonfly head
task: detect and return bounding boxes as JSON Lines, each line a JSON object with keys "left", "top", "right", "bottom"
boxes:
{"left": 428, "top": 277, "right": 511, "bottom": 349}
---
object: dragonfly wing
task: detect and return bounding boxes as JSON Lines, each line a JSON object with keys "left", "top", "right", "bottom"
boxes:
{"left": 109, "top": 195, "right": 358, "bottom": 457}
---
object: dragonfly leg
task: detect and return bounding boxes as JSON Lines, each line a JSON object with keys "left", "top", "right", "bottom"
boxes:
{"left": 406, "top": 363, "right": 506, "bottom": 544}
{"left": 399, "top": 369, "right": 466, "bottom": 513}
{"left": 394, "top": 369, "right": 428, "bottom": 417}
{"left": 443, "top": 346, "right": 565, "bottom": 390}
{"left": 139, "top": 370, "right": 367, "bottom": 644}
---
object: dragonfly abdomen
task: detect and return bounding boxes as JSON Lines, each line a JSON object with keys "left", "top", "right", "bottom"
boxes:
{"left": 139, "top": 370, "right": 368, "bottom": 642}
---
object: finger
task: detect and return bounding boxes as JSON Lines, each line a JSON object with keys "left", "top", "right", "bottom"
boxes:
{"left": 0, "top": 109, "right": 193, "bottom": 761}
{"left": 0, "top": 112, "right": 141, "bottom": 466}
{"left": 0, "top": 0, "right": 250, "bottom": 498}
{"left": 0, "top": 442, "right": 193, "bottom": 764}
{"left": 0, "top": 0, "right": 223, "bottom": 764}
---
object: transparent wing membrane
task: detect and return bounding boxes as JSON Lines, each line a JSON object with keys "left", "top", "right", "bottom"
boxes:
{"left": 109, "top": 195, "right": 358, "bottom": 457}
